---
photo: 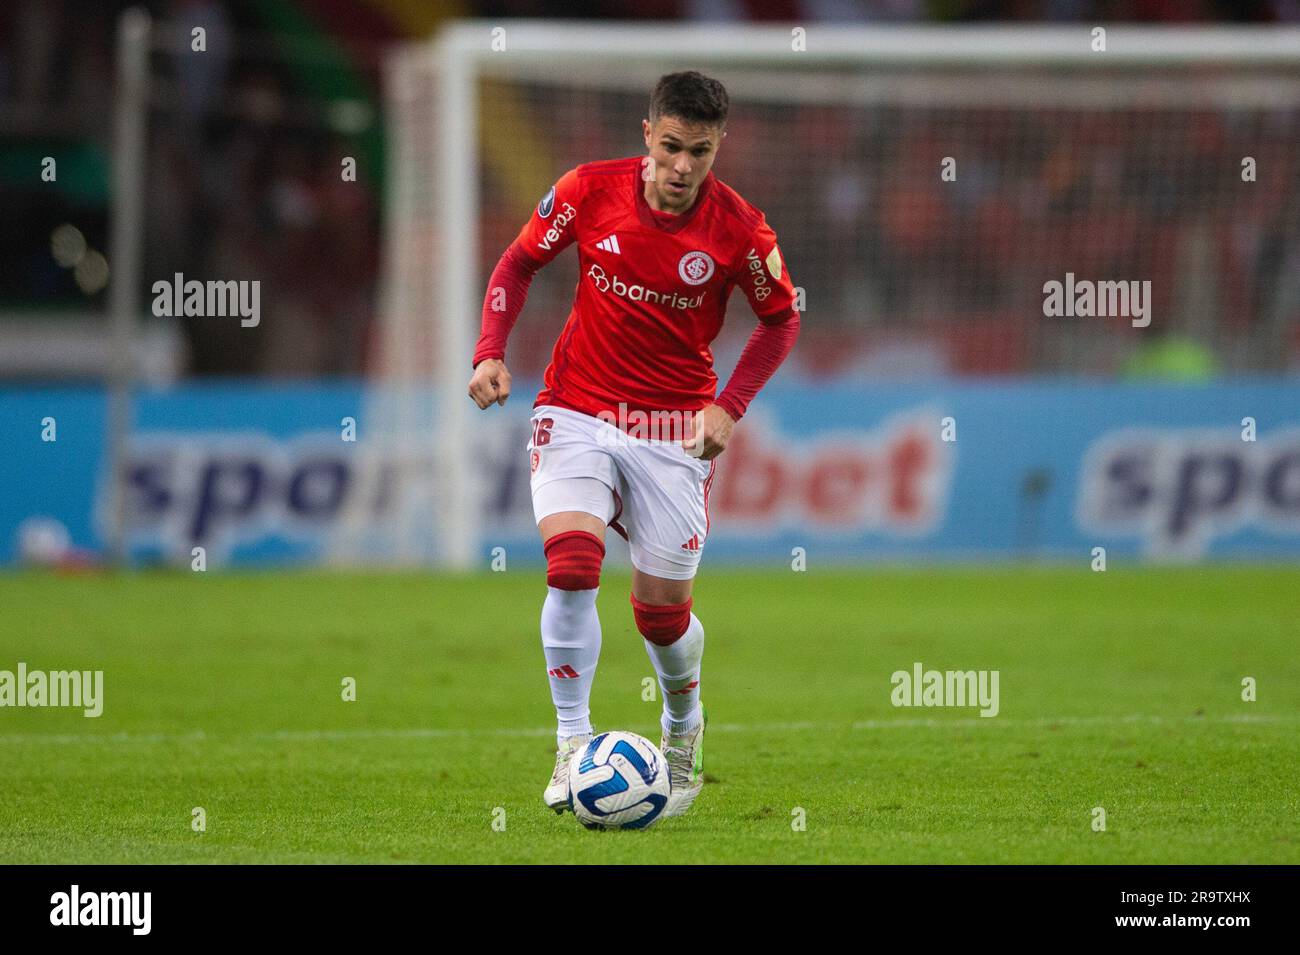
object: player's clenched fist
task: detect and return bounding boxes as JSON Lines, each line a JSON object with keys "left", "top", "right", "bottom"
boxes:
{"left": 682, "top": 403, "right": 735, "bottom": 461}
{"left": 468, "top": 358, "right": 512, "bottom": 409}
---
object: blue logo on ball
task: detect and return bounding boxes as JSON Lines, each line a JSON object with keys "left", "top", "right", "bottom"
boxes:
{"left": 572, "top": 733, "right": 668, "bottom": 829}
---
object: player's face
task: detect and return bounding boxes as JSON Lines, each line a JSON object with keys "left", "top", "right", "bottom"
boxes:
{"left": 641, "top": 115, "right": 724, "bottom": 213}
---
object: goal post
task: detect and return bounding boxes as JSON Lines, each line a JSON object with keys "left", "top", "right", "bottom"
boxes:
{"left": 374, "top": 22, "right": 1300, "bottom": 568}
{"left": 105, "top": 7, "right": 152, "bottom": 567}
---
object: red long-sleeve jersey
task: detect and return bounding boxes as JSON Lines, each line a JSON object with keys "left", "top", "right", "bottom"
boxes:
{"left": 474, "top": 156, "right": 799, "bottom": 429}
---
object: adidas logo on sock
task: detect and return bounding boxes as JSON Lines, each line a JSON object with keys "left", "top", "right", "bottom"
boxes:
{"left": 548, "top": 664, "right": 580, "bottom": 679}
{"left": 596, "top": 234, "right": 621, "bottom": 254}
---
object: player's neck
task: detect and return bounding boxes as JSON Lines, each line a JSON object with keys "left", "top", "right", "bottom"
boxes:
{"left": 643, "top": 176, "right": 699, "bottom": 216}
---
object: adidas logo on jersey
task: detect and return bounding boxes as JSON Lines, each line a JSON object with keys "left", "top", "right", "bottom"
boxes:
{"left": 596, "top": 235, "right": 621, "bottom": 254}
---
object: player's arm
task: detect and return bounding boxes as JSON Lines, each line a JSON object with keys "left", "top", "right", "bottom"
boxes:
{"left": 468, "top": 168, "right": 583, "bottom": 409}
{"left": 685, "top": 220, "right": 800, "bottom": 458}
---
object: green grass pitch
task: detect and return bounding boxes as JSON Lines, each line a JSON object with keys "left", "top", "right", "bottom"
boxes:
{"left": 0, "top": 566, "right": 1296, "bottom": 864}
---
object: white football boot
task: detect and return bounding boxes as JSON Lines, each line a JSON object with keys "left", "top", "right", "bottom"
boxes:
{"left": 543, "top": 733, "right": 591, "bottom": 813}
{"left": 660, "top": 705, "right": 707, "bottom": 818}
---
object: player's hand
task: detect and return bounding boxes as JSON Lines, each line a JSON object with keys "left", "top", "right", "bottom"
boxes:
{"left": 468, "top": 358, "right": 512, "bottom": 408}
{"left": 682, "top": 404, "right": 735, "bottom": 461}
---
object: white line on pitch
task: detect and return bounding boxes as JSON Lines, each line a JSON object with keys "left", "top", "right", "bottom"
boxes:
{"left": 0, "top": 713, "right": 1292, "bottom": 746}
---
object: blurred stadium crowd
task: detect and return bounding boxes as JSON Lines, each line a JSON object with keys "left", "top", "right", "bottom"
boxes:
{"left": 1, "top": 0, "right": 1296, "bottom": 383}
{"left": 492, "top": 91, "right": 1298, "bottom": 380}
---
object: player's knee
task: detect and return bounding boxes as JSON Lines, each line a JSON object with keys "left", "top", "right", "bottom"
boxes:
{"left": 631, "top": 593, "right": 693, "bottom": 646}
{"left": 544, "top": 530, "right": 605, "bottom": 591}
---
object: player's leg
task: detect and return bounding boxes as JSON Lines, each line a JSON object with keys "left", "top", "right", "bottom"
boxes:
{"left": 630, "top": 562, "right": 708, "bottom": 817}
{"left": 536, "top": 506, "right": 608, "bottom": 812}
{"left": 616, "top": 441, "right": 715, "bottom": 816}
{"left": 631, "top": 569, "right": 704, "bottom": 739}
{"left": 538, "top": 506, "right": 608, "bottom": 741}
{"left": 528, "top": 407, "right": 620, "bottom": 812}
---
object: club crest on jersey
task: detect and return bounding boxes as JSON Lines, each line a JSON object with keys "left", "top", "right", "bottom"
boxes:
{"left": 538, "top": 186, "right": 556, "bottom": 218}
{"left": 678, "top": 251, "right": 715, "bottom": 286}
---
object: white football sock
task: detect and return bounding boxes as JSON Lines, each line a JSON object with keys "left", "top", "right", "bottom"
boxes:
{"left": 643, "top": 612, "right": 704, "bottom": 736}
{"left": 541, "top": 585, "right": 602, "bottom": 743}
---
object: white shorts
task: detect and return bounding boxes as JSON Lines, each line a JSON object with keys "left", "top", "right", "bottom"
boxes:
{"left": 528, "top": 404, "right": 717, "bottom": 580}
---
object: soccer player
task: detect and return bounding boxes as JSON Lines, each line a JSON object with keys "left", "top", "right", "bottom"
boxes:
{"left": 468, "top": 71, "right": 800, "bottom": 818}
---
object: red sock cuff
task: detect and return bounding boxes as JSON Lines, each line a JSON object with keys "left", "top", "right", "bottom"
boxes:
{"left": 630, "top": 593, "right": 693, "bottom": 646}
{"left": 544, "top": 530, "right": 605, "bottom": 591}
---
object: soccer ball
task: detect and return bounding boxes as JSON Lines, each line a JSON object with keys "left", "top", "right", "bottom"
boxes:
{"left": 568, "top": 731, "right": 670, "bottom": 830}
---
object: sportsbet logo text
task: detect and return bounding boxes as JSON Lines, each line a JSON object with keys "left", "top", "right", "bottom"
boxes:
{"left": 711, "top": 410, "right": 951, "bottom": 532}
{"left": 1077, "top": 426, "right": 1300, "bottom": 558}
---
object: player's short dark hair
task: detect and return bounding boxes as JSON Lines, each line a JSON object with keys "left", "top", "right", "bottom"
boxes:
{"left": 649, "top": 71, "right": 729, "bottom": 130}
